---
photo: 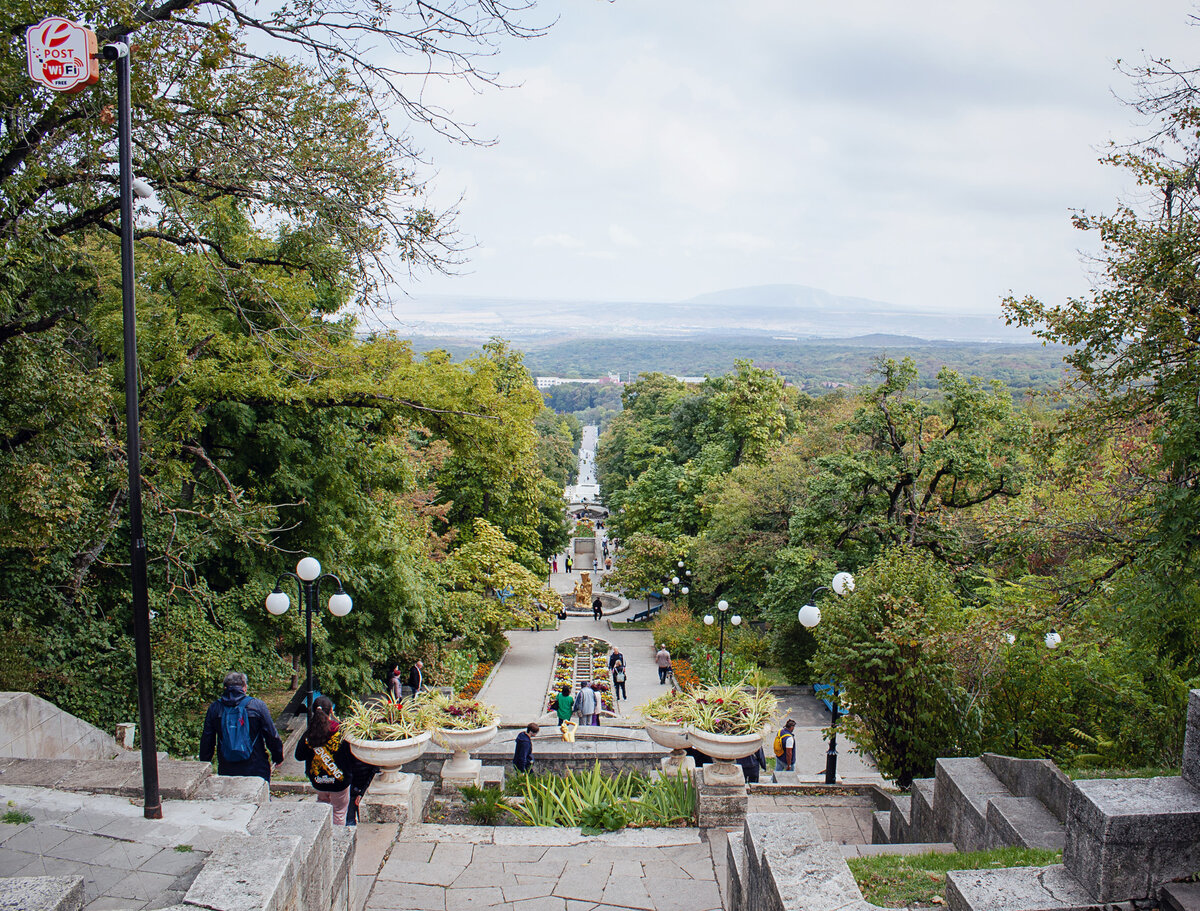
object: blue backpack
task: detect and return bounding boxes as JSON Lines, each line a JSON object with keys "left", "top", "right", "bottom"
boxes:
{"left": 219, "top": 696, "right": 254, "bottom": 762}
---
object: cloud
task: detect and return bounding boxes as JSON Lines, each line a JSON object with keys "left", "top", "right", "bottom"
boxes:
{"left": 533, "top": 233, "right": 584, "bottom": 249}
{"left": 609, "top": 225, "right": 639, "bottom": 247}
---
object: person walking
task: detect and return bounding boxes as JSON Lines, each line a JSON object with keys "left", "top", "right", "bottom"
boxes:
{"left": 387, "top": 664, "right": 403, "bottom": 702}
{"left": 553, "top": 685, "right": 575, "bottom": 740}
{"left": 610, "top": 650, "right": 627, "bottom": 702}
{"left": 552, "top": 557, "right": 558, "bottom": 573}
{"left": 738, "top": 746, "right": 768, "bottom": 783}
{"left": 774, "top": 719, "right": 797, "bottom": 772}
{"left": 199, "top": 671, "right": 284, "bottom": 781}
{"left": 565, "top": 555, "right": 573, "bottom": 574}
{"left": 656, "top": 645, "right": 672, "bottom": 685}
{"left": 406, "top": 660, "right": 424, "bottom": 699}
{"left": 513, "top": 722, "right": 539, "bottom": 773}
{"left": 294, "top": 696, "right": 356, "bottom": 825}
{"left": 577, "top": 681, "right": 599, "bottom": 726}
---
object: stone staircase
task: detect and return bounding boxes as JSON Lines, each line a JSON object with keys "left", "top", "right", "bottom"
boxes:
{"left": 875, "top": 753, "right": 1070, "bottom": 852}
{"left": 870, "top": 692, "right": 1200, "bottom": 911}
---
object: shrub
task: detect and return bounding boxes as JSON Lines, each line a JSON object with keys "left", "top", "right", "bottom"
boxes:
{"left": 812, "top": 546, "right": 973, "bottom": 788}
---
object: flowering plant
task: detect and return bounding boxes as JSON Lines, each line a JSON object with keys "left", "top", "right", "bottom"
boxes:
{"left": 341, "top": 697, "right": 424, "bottom": 742}
{"left": 639, "top": 681, "right": 777, "bottom": 737}
{"left": 412, "top": 691, "right": 498, "bottom": 730}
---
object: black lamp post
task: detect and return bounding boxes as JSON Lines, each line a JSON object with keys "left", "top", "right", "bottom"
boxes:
{"left": 798, "top": 572, "right": 855, "bottom": 783}
{"left": 703, "top": 599, "right": 742, "bottom": 684}
{"left": 266, "top": 556, "right": 352, "bottom": 711}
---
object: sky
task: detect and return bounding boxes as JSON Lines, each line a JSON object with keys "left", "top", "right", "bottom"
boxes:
{"left": 394, "top": 1, "right": 1200, "bottom": 316}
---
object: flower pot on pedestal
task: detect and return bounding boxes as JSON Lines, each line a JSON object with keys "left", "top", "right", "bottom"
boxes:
{"left": 347, "top": 731, "right": 432, "bottom": 824}
{"left": 685, "top": 729, "right": 763, "bottom": 788}
{"left": 432, "top": 724, "right": 498, "bottom": 790}
{"left": 643, "top": 722, "right": 696, "bottom": 777}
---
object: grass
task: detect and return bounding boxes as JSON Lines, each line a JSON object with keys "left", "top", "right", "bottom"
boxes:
{"left": 614, "top": 620, "right": 652, "bottom": 629}
{"left": 257, "top": 685, "right": 296, "bottom": 721}
{"left": 2, "top": 810, "right": 33, "bottom": 825}
{"left": 1067, "top": 766, "right": 1178, "bottom": 780}
{"left": 847, "top": 846, "right": 1061, "bottom": 908}
{"left": 174, "top": 844, "right": 194, "bottom": 853}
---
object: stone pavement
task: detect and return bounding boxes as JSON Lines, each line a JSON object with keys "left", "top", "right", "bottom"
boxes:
{"left": 746, "top": 792, "right": 877, "bottom": 845}
{"left": 361, "top": 822, "right": 723, "bottom": 911}
{"left": 0, "top": 782, "right": 258, "bottom": 910}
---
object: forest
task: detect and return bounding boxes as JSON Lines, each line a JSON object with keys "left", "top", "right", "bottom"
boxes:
{"left": 0, "top": 0, "right": 575, "bottom": 753}
{"left": 596, "top": 48, "right": 1200, "bottom": 776}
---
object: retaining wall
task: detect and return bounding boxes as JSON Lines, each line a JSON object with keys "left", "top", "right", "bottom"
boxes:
{"left": 0, "top": 692, "right": 123, "bottom": 761}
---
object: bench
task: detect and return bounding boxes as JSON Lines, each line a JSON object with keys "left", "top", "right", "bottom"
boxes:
{"left": 629, "top": 604, "right": 662, "bottom": 622}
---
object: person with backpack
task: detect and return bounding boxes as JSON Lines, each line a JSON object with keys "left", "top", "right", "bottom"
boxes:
{"left": 609, "top": 649, "right": 627, "bottom": 702}
{"left": 774, "top": 719, "right": 797, "bottom": 772}
{"left": 294, "top": 696, "right": 358, "bottom": 825}
{"left": 199, "top": 671, "right": 284, "bottom": 781}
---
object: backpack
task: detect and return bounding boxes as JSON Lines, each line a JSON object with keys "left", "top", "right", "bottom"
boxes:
{"left": 219, "top": 696, "right": 254, "bottom": 762}
{"left": 773, "top": 729, "right": 787, "bottom": 758}
{"left": 614, "top": 665, "right": 626, "bottom": 683}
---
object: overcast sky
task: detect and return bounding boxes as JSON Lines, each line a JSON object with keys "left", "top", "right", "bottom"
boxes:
{"left": 398, "top": 1, "right": 1199, "bottom": 316}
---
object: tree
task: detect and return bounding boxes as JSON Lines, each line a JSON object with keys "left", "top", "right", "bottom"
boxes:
{"left": 795, "top": 359, "right": 1031, "bottom": 564}
{"left": 812, "top": 546, "right": 975, "bottom": 787}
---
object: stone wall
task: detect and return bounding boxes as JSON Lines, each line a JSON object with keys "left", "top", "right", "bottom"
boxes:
{"left": 0, "top": 692, "right": 123, "bottom": 761}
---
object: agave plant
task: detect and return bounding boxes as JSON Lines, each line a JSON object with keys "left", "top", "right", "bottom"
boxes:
{"left": 410, "top": 691, "right": 498, "bottom": 731}
{"left": 340, "top": 697, "right": 424, "bottom": 742}
{"left": 639, "top": 680, "right": 777, "bottom": 736}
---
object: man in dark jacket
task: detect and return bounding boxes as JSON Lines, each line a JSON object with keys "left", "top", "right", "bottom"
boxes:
{"left": 406, "top": 660, "right": 424, "bottom": 699}
{"left": 513, "top": 723, "right": 539, "bottom": 772}
{"left": 199, "top": 671, "right": 284, "bottom": 781}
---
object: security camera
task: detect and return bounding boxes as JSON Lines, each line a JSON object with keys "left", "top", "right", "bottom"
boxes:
{"left": 132, "top": 178, "right": 153, "bottom": 199}
{"left": 102, "top": 42, "right": 129, "bottom": 61}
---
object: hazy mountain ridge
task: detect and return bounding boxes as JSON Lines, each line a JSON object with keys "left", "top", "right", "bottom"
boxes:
{"left": 367, "top": 283, "right": 1034, "bottom": 344}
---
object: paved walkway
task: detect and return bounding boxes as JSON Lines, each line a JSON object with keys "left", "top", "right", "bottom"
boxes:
{"left": 0, "top": 782, "right": 257, "bottom": 910}
{"left": 361, "top": 823, "right": 723, "bottom": 911}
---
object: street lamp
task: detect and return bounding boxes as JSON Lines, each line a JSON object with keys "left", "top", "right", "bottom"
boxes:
{"left": 266, "top": 556, "right": 352, "bottom": 712}
{"left": 703, "top": 599, "right": 742, "bottom": 684}
{"left": 797, "top": 572, "right": 854, "bottom": 783}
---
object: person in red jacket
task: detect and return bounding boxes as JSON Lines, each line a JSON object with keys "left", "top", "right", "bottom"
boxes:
{"left": 294, "top": 696, "right": 357, "bottom": 825}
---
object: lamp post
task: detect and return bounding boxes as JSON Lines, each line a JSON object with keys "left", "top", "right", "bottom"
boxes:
{"left": 266, "top": 556, "right": 352, "bottom": 711}
{"left": 798, "top": 572, "right": 854, "bottom": 784}
{"left": 703, "top": 599, "right": 742, "bottom": 684}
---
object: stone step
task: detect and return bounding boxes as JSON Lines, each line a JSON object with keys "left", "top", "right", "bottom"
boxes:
{"left": 910, "top": 778, "right": 940, "bottom": 843}
{"left": 841, "top": 842, "right": 956, "bottom": 857}
{"left": 986, "top": 796, "right": 1065, "bottom": 851}
{"left": 934, "top": 757, "right": 1014, "bottom": 852}
{"left": 946, "top": 864, "right": 1103, "bottom": 911}
{"left": 871, "top": 810, "right": 891, "bottom": 845}
{"left": 1162, "top": 882, "right": 1200, "bottom": 911}
{"left": 888, "top": 794, "right": 912, "bottom": 844}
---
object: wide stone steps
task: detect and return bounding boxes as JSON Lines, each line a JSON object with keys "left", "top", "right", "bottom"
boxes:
{"left": 874, "top": 755, "right": 1068, "bottom": 854}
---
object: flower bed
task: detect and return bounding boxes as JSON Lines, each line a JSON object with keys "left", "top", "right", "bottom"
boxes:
{"left": 671, "top": 657, "right": 701, "bottom": 692}
{"left": 412, "top": 691, "right": 498, "bottom": 729}
{"left": 461, "top": 661, "right": 494, "bottom": 698}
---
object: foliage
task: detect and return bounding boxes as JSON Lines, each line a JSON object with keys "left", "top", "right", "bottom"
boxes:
{"left": 460, "top": 663, "right": 495, "bottom": 700}
{"left": 811, "top": 547, "right": 973, "bottom": 787}
{"left": 638, "top": 682, "right": 777, "bottom": 736}
{"left": 2, "top": 810, "right": 32, "bottom": 825}
{"left": 688, "top": 643, "right": 759, "bottom": 688}
{"left": 340, "top": 698, "right": 423, "bottom": 742}
{"left": 848, "top": 846, "right": 1061, "bottom": 908}
{"left": 504, "top": 764, "right": 695, "bottom": 829}
{"left": 459, "top": 785, "right": 510, "bottom": 825}
{"left": 411, "top": 692, "right": 497, "bottom": 730}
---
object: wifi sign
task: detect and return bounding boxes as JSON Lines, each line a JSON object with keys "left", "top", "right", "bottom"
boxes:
{"left": 26, "top": 17, "right": 100, "bottom": 93}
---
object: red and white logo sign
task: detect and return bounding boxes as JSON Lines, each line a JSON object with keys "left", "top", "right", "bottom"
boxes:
{"left": 26, "top": 17, "right": 99, "bottom": 93}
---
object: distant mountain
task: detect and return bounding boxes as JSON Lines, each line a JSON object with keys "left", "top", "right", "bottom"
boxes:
{"left": 362, "top": 284, "right": 1034, "bottom": 344}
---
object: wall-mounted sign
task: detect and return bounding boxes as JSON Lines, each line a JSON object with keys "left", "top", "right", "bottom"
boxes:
{"left": 26, "top": 17, "right": 100, "bottom": 93}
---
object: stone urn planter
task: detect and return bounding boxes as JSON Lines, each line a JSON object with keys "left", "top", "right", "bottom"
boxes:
{"left": 432, "top": 724, "right": 498, "bottom": 788}
{"left": 686, "top": 729, "right": 763, "bottom": 788}
{"left": 643, "top": 722, "right": 696, "bottom": 777}
{"left": 346, "top": 730, "right": 432, "bottom": 795}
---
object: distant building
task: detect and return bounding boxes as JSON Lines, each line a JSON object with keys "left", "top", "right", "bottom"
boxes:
{"left": 536, "top": 374, "right": 622, "bottom": 390}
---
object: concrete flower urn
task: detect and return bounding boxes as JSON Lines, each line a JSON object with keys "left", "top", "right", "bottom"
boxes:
{"left": 685, "top": 729, "right": 763, "bottom": 788}
{"left": 432, "top": 724, "right": 498, "bottom": 789}
{"left": 346, "top": 731, "right": 432, "bottom": 824}
{"left": 643, "top": 722, "right": 696, "bottom": 777}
